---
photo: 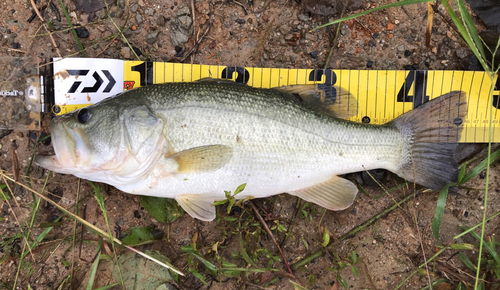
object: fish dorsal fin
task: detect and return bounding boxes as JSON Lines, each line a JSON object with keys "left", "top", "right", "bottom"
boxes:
{"left": 168, "top": 145, "right": 233, "bottom": 173}
{"left": 276, "top": 85, "right": 358, "bottom": 119}
{"left": 289, "top": 175, "right": 358, "bottom": 211}
{"left": 176, "top": 194, "right": 216, "bottom": 221}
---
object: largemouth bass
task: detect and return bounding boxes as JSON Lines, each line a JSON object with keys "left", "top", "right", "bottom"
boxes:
{"left": 35, "top": 80, "right": 467, "bottom": 221}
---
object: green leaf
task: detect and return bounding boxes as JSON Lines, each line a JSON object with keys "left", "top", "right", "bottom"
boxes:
{"left": 234, "top": 183, "right": 247, "bottom": 195}
{"left": 239, "top": 233, "right": 255, "bottom": 266}
{"left": 467, "top": 229, "right": 500, "bottom": 265}
{"left": 188, "top": 268, "right": 208, "bottom": 285}
{"left": 322, "top": 227, "right": 330, "bottom": 247}
{"left": 457, "top": 162, "right": 467, "bottom": 184}
{"left": 113, "top": 250, "right": 175, "bottom": 289}
{"left": 456, "top": 0, "right": 485, "bottom": 61}
{"left": 289, "top": 280, "right": 308, "bottom": 290}
{"left": 458, "top": 252, "right": 476, "bottom": 271}
{"left": 140, "top": 196, "right": 184, "bottom": 223}
{"left": 351, "top": 251, "right": 358, "bottom": 264}
{"left": 86, "top": 242, "right": 102, "bottom": 290}
{"left": 0, "top": 185, "right": 10, "bottom": 201}
{"left": 459, "top": 147, "right": 500, "bottom": 185}
{"left": 449, "top": 243, "right": 475, "bottom": 250}
{"left": 121, "top": 227, "right": 164, "bottom": 246}
{"left": 432, "top": 184, "right": 451, "bottom": 240}
{"left": 213, "top": 199, "right": 228, "bottom": 206}
{"left": 191, "top": 252, "right": 217, "bottom": 273}
{"left": 337, "top": 273, "right": 348, "bottom": 289}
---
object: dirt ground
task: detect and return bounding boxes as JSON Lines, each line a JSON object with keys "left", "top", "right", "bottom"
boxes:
{"left": 1, "top": 0, "right": 500, "bottom": 289}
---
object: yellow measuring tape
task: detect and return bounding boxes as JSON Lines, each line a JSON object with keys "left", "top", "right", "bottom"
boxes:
{"left": 54, "top": 59, "right": 500, "bottom": 143}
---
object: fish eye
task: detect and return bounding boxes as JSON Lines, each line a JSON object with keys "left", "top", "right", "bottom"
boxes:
{"left": 77, "top": 108, "right": 92, "bottom": 124}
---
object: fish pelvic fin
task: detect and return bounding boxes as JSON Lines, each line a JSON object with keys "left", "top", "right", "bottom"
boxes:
{"left": 168, "top": 145, "right": 233, "bottom": 173}
{"left": 176, "top": 194, "right": 216, "bottom": 221}
{"left": 390, "top": 91, "right": 468, "bottom": 190}
{"left": 289, "top": 175, "right": 358, "bottom": 210}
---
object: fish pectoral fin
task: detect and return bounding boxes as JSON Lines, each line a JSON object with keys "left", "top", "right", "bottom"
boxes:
{"left": 169, "top": 145, "right": 233, "bottom": 173}
{"left": 289, "top": 176, "right": 358, "bottom": 211}
{"left": 176, "top": 194, "right": 216, "bottom": 221}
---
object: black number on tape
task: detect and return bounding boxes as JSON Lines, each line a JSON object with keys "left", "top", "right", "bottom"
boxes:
{"left": 131, "top": 62, "right": 154, "bottom": 86}
{"left": 66, "top": 70, "right": 116, "bottom": 93}
{"left": 221, "top": 67, "right": 250, "bottom": 84}
{"left": 397, "top": 70, "right": 429, "bottom": 108}
{"left": 309, "top": 69, "right": 337, "bottom": 98}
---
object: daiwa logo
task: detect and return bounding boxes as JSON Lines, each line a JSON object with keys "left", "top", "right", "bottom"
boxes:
{"left": 0, "top": 90, "right": 23, "bottom": 96}
{"left": 66, "top": 69, "right": 116, "bottom": 93}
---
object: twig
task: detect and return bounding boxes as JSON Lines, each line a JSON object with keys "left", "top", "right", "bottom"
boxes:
{"left": 191, "top": 0, "right": 196, "bottom": 43}
{"left": 29, "top": 0, "right": 61, "bottom": 57}
{"left": 232, "top": 0, "right": 248, "bottom": 15}
{"left": 250, "top": 201, "right": 301, "bottom": 286}
{"left": 180, "top": 2, "right": 214, "bottom": 62}
{"left": 11, "top": 143, "right": 19, "bottom": 181}
{"left": 96, "top": 35, "right": 119, "bottom": 57}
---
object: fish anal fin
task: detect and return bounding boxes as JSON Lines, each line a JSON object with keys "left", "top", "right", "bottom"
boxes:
{"left": 290, "top": 176, "right": 358, "bottom": 211}
{"left": 168, "top": 145, "right": 233, "bottom": 173}
{"left": 176, "top": 194, "right": 216, "bottom": 221}
{"left": 276, "top": 84, "right": 358, "bottom": 119}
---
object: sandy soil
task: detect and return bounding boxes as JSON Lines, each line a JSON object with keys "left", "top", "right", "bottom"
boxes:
{"left": 0, "top": 0, "right": 499, "bottom": 289}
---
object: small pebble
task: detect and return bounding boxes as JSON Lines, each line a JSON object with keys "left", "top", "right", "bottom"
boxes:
{"left": 310, "top": 50, "right": 318, "bottom": 59}
{"left": 132, "top": 46, "right": 143, "bottom": 56}
{"left": 11, "top": 42, "right": 20, "bottom": 49}
{"left": 372, "top": 32, "right": 379, "bottom": 38}
{"left": 366, "top": 60, "right": 373, "bottom": 68}
{"left": 146, "top": 31, "right": 159, "bottom": 44}
{"left": 235, "top": 18, "right": 246, "bottom": 24}
{"left": 120, "top": 46, "right": 131, "bottom": 59}
{"left": 136, "top": 14, "right": 144, "bottom": 25}
{"left": 75, "top": 26, "right": 89, "bottom": 38}
{"left": 156, "top": 15, "right": 165, "bottom": 26}
{"left": 404, "top": 50, "right": 411, "bottom": 57}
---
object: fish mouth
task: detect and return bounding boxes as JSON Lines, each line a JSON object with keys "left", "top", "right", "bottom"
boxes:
{"left": 35, "top": 119, "right": 90, "bottom": 173}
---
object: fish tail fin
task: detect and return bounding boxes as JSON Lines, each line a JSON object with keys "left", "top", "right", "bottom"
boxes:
{"left": 390, "top": 91, "right": 468, "bottom": 190}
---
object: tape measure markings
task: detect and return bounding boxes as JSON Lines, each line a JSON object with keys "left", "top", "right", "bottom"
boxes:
{"left": 53, "top": 58, "right": 499, "bottom": 142}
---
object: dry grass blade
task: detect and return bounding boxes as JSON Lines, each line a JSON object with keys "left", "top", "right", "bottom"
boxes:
{"left": 426, "top": 2, "right": 433, "bottom": 47}
{"left": 29, "top": 0, "right": 61, "bottom": 57}
{"left": 1, "top": 171, "right": 122, "bottom": 245}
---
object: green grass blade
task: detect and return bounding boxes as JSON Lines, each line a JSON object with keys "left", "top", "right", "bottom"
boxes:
{"left": 467, "top": 229, "right": 500, "bottom": 265}
{"left": 57, "top": 0, "right": 86, "bottom": 57}
{"left": 314, "top": 0, "right": 433, "bottom": 30}
{"left": 86, "top": 242, "right": 102, "bottom": 290}
{"left": 456, "top": 0, "right": 485, "bottom": 57}
{"left": 454, "top": 210, "right": 500, "bottom": 239}
{"left": 457, "top": 252, "right": 476, "bottom": 271}
{"left": 432, "top": 184, "right": 451, "bottom": 240}
{"left": 440, "top": 0, "right": 490, "bottom": 71}
{"left": 459, "top": 147, "right": 500, "bottom": 185}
